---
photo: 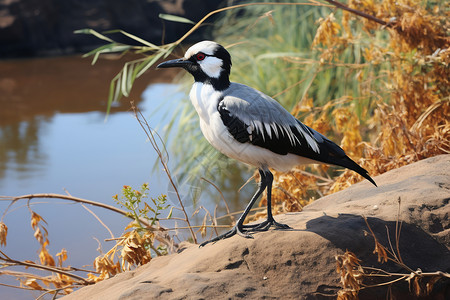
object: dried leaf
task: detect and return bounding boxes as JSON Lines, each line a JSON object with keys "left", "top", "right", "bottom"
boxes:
{"left": 57, "top": 249, "right": 68, "bottom": 267}
{"left": 336, "top": 250, "right": 363, "bottom": 296}
{"left": 24, "top": 278, "right": 44, "bottom": 291}
{"left": 0, "top": 222, "right": 7, "bottom": 246}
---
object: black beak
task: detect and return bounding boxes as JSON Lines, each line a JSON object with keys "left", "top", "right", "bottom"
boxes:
{"left": 157, "top": 58, "right": 193, "bottom": 69}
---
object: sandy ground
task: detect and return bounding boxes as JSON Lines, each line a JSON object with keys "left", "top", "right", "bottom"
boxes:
{"left": 63, "top": 155, "right": 450, "bottom": 299}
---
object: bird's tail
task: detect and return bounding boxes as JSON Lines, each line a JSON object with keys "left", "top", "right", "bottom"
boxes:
{"left": 334, "top": 156, "right": 377, "bottom": 187}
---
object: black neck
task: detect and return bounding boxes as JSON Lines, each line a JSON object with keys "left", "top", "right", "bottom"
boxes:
{"left": 194, "top": 73, "right": 230, "bottom": 91}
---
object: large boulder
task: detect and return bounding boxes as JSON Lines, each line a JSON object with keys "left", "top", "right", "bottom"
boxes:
{"left": 63, "top": 155, "right": 450, "bottom": 299}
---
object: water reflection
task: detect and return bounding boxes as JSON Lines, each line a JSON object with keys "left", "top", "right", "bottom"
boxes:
{"left": 0, "top": 117, "right": 47, "bottom": 183}
{"left": 0, "top": 55, "right": 177, "bottom": 185}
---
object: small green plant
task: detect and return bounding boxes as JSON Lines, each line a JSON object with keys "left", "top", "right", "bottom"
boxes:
{"left": 113, "top": 183, "right": 171, "bottom": 228}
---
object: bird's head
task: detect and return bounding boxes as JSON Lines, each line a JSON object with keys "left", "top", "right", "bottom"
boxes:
{"left": 157, "top": 41, "right": 232, "bottom": 90}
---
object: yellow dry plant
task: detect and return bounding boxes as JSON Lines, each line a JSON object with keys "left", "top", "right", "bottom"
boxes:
{"left": 258, "top": 0, "right": 449, "bottom": 214}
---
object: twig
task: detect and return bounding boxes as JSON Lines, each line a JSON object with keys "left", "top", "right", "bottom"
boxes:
{"left": 35, "top": 286, "right": 77, "bottom": 300}
{"left": 215, "top": 206, "right": 266, "bottom": 220}
{"left": 201, "top": 177, "right": 235, "bottom": 224}
{"left": 130, "top": 102, "right": 197, "bottom": 243}
{"left": 322, "top": 0, "right": 390, "bottom": 27}
{"left": 213, "top": 205, "right": 219, "bottom": 237}
{"left": 65, "top": 188, "right": 115, "bottom": 239}
{"left": 271, "top": 78, "right": 308, "bottom": 99}
{"left": 174, "top": 2, "right": 331, "bottom": 46}
{"left": 364, "top": 216, "right": 417, "bottom": 275}
{"left": 238, "top": 174, "right": 256, "bottom": 193}
{"left": 103, "top": 225, "right": 231, "bottom": 236}
{"left": 0, "top": 282, "right": 35, "bottom": 290}
{"left": 80, "top": 203, "right": 115, "bottom": 239}
{"left": 273, "top": 186, "right": 304, "bottom": 207}
{"left": 385, "top": 225, "right": 399, "bottom": 262}
{"left": 360, "top": 275, "right": 408, "bottom": 289}
{"left": 0, "top": 251, "right": 91, "bottom": 285}
{"left": 0, "top": 193, "right": 163, "bottom": 231}
{"left": 362, "top": 267, "right": 450, "bottom": 278}
{"left": 292, "top": 169, "right": 335, "bottom": 184}
{"left": 395, "top": 197, "right": 404, "bottom": 265}
{"left": 1, "top": 194, "right": 144, "bottom": 225}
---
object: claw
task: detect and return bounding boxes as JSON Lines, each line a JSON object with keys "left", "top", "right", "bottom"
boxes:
{"left": 199, "top": 218, "right": 291, "bottom": 247}
{"left": 199, "top": 224, "right": 253, "bottom": 247}
{"left": 243, "top": 218, "right": 291, "bottom": 232}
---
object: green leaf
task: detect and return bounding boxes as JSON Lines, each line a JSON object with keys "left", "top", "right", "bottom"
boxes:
{"left": 159, "top": 13, "right": 195, "bottom": 24}
{"left": 107, "top": 73, "right": 121, "bottom": 115}
{"left": 121, "top": 63, "right": 129, "bottom": 97}
{"left": 135, "top": 51, "right": 166, "bottom": 78}
{"left": 74, "top": 28, "right": 114, "bottom": 43}
{"left": 126, "top": 62, "right": 135, "bottom": 96}
{"left": 105, "top": 29, "right": 161, "bottom": 49}
{"left": 83, "top": 44, "right": 133, "bottom": 65}
{"left": 166, "top": 206, "right": 174, "bottom": 219}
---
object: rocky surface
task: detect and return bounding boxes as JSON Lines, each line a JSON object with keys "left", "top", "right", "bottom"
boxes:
{"left": 63, "top": 155, "right": 450, "bottom": 299}
{"left": 0, "top": 0, "right": 225, "bottom": 58}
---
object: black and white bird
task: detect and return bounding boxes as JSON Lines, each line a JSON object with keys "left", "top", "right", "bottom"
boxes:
{"left": 157, "top": 41, "right": 376, "bottom": 246}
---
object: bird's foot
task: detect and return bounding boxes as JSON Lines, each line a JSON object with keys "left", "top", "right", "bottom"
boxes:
{"left": 242, "top": 217, "right": 291, "bottom": 232}
{"left": 199, "top": 224, "right": 253, "bottom": 247}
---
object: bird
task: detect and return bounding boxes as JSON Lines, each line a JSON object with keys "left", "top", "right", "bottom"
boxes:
{"left": 157, "top": 41, "right": 376, "bottom": 246}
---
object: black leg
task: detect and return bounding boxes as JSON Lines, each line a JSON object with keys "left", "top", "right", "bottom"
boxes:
{"left": 241, "top": 170, "right": 291, "bottom": 231}
{"left": 199, "top": 170, "right": 269, "bottom": 247}
{"left": 199, "top": 169, "right": 290, "bottom": 247}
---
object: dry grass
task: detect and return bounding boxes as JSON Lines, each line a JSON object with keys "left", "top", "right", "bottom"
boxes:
{"left": 335, "top": 199, "right": 450, "bottom": 299}
{"left": 253, "top": 0, "right": 449, "bottom": 217}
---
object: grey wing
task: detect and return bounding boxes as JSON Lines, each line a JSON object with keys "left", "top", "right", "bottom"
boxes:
{"left": 218, "top": 83, "right": 321, "bottom": 154}
{"left": 219, "top": 83, "right": 377, "bottom": 186}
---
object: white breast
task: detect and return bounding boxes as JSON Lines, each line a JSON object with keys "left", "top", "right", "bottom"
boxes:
{"left": 189, "top": 82, "right": 233, "bottom": 153}
{"left": 189, "top": 82, "right": 319, "bottom": 172}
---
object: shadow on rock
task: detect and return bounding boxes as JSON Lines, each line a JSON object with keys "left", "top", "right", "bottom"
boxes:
{"left": 305, "top": 214, "right": 450, "bottom": 299}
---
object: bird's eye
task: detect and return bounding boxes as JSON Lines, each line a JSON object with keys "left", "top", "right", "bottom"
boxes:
{"left": 196, "top": 53, "right": 206, "bottom": 61}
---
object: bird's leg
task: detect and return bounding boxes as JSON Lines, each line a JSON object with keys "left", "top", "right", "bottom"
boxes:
{"left": 199, "top": 172, "right": 268, "bottom": 247}
{"left": 243, "top": 170, "right": 291, "bottom": 231}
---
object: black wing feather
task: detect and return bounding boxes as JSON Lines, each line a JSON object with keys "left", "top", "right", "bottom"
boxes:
{"left": 218, "top": 101, "right": 313, "bottom": 156}
{"left": 218, "top": 101, "right": 376, "bottom": 186}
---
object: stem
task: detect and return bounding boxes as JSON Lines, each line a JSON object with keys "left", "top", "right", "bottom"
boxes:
{"left": 131, "top": 103, "right": 198, "bottom": 243}
{"left": 149, "top": 243, "right": 162, "bottom": 257}
{"left": 175, "top": 2, "right": 330, "bottom": 46}
{"left": 201, "top": 177, "right": 235, "bottom": 224}
{"left": 1, "top": 194, "right": 153, "bottom": 229}
{"left": 174, "top": 0, "right": 391, "bottom": 50}
{"left": 322, "top": 0, "right": 390, "bottom": 27}
{"left": 0, "top": 251, "right": 91, "bottom": 285}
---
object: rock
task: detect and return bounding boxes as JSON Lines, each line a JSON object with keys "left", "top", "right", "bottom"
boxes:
{"left": 0, "top": 0, "right": 224, "bottom": 58}
{"left": 62, "top": 155, "right": 450, "bottom": 299}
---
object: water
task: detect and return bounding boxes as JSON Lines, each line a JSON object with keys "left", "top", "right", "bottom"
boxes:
{"left": 0, "top": 55, "right": 189, "bottom": 299}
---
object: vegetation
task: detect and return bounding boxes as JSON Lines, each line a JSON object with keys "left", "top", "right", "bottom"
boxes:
{"left": 0, "top": 185, "right": 173, "bottom": 295}
{"left": 336, "top": 198, "right": 450, "bottom": 299}
{"left": 160, "top": 0, "right": 449, "bottom": 220}
{"left": 0, "top": 0, "right": 448, "bottom": 298}
{"left": 205, "top": 0, "right": 449, "bottom": 219}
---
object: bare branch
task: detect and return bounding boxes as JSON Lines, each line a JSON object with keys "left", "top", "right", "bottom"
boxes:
{"left": 1, "top": 193, "right": 155, "bottom": 229}
{"left": 130, "top": 101, "right": 198, "bottom": 243}
{"left": 0, "top": 251, "right": 91, "bottom": 285}
{"left": 322, "top": 0, "right": 390, "bottom": 27}
{"left": 201, "top": 177, "right": 235, "bottom": 224}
